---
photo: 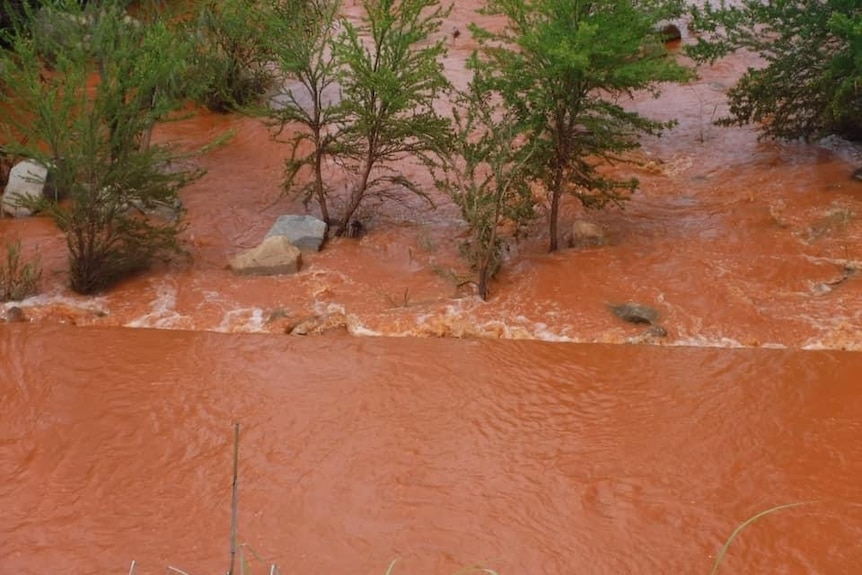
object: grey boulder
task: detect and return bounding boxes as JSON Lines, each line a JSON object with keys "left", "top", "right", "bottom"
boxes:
{"left": 265, "top": 215, "right": 327, "bottom": 252}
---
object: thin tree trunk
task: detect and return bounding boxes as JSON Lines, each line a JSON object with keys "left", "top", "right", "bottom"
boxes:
{"left": 311, "top": 83, "right": 330, "bottom": 224}
{"left": 312, "top": 145, "right": 329, "bottom": 224}
{"left": 335, "top": 146, "right": 375, "bottom": 236}
{"left": 478, "top": 192, "right": 505, "bottom": 300}
{"left": 139, "top": 88, "right": 158, "bottom": 152}
{"left": 548, "top": 188, "right": 561, "bottom": 252}
{"left": 228, "top": 422, "right": 240, "bottom": 575}
{"left": 477, "top": 266, "right": 489, "bottom": 300}
{"left": 548, "top": 112, "right": 569, "bottom": 253}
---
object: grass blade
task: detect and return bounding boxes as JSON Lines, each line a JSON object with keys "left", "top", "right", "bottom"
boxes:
{"left": 710, "top": 501, "right": 819, "bottom": 575}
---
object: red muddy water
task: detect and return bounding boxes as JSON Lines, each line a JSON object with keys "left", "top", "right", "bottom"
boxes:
{"left": 2, "top": 3, "right": 862, "bottom": 574}
{"left": 3, "top": 325, "right": 862, "bottom": 575}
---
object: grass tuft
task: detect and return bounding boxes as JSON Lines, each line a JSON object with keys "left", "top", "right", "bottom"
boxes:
{"left": 0, "top": 239, "right": 41, "bottom": 302}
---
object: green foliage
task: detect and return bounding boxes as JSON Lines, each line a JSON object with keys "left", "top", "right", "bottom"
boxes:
{"left": 689, "top": 0, "right": 862, "bottom": 141}
{"left": 0, "top": 0, "right": 30, "bottom": 46}
{"left": 328, "top": 0, "right": 452, "bottom": 236}
{"left": 267, "top": 0, "right": 343, "bottom": 225}
{"left": 0, "top": 0, "right": 201, "bottom": 294}
{"left": 435, "top": 85, "right": 536, "bottom": 300}
{"left": 0, "top": 239, "right": 41, "bottom": 301}
{"left": 472, "top": 0, "right": 691, "bottom": 251}
{"left": 187, "top": 0, "right": 277, "bottom": 112}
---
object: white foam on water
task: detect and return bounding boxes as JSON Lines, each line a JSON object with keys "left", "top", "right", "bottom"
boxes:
{"left": 215, "top": 307, "right": 266, "bottom": 333}
{"left": 124, "top": 282, "right": 186, "bottom": 329}
{"left": 668, "top": 335, "right": 746, "bottom": 349}
{"left": 1, "top": 290, "right": 110, "bottom": 325}
{"left": 345, "top": 316, "right": 381, "bottom": 337}
{"left": 2, "top": 290, "right": 109, "bottom": 314}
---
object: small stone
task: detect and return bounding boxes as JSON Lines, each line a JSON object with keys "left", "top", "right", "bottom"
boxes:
{"left": 609, "top": 302, "right": 660, "bottom": 325}
{"left": 285, "top": 312, "right": 348, "bottom": 336}
{"left": 5, "top": 306, "right": 27, "bottom": 323}
{"left": 646, "top": 324, "right": 668, "bottom": 338}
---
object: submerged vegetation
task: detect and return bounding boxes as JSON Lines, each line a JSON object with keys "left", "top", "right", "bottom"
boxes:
{"left": 270, "top": 0, "right": 452, "bottom": 237}
{"left": 1, "top": 0, "right": 855, "bottom": 298}
{"left": 187, "top": 0, "right": 279, "bottom": 112}
{"left": 470, "top": 0, "right": 692, "bottom": 252}
{"left": 434, "top": 85, "right": 536, "bottom": 300}
{"left": 689, "top": 0, "right": 862, "bottom": 141}
{"left": 0, "top": 238, "right": 41, "bottom": 301}
{"left": 0, "top": 0, "right": 201, "bottom": 294}
{"left": 266, "top": 0, "right": 690, "bottom": 293}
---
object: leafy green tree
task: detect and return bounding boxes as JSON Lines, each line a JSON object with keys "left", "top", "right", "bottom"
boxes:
{"left": 689, "top": 0, "right": 862, "bottom": 141}
{"left": 267, "top": 0, "right": 343, "bottom": 225}
{"left": 434, "top": 84, "right": 536, "bottom": 300}
{"left": 187, "top": 0, "right": 277, "bottom": 112}
{"left": 472, "top": 0, "right": 691, "bottom": 251}
{"left": 329, "top": 0, "right": 452, "bottom": 237}
{"left": 0, "top": 0, "right": 201, "bottom": 294}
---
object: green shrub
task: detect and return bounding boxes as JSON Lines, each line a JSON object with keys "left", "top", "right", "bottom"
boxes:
{"left": 186, "top": 0, "right": 277, "bottom": 112}
{"left": 0, "top": 0, "right": 201, "bottom": 294}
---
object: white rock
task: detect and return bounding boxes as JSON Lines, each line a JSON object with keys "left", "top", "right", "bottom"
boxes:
{"left": 2, "top": 160, "right": 48, "bottom": 218}
{"left": 229, "top": 236, "right": 302, "bottom": 276}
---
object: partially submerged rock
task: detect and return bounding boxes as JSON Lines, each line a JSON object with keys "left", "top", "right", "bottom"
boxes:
{"left": 645, "top": 324, "right": 668, "bottom": 338}
{"left": 853, "top": 167, "right": 862, "bottom": 182}
{"left": 656, "top": 22, "right": 682, "bottom": 42}
{"left": 609, "top": 302, "right": 660, "bottom": 325}
{"left": 229, "top": 236, "right": 302, "bottom": 276}
{"left": 569, "top": 219, "right": 606, "bottom": 248}
{"left": 2, "top": 160, "right": 48, "bottom": 217}
{"left": 4, "top": 306, "right": 27, "bottom": 323}
{"left": 265, "top": 215, "right": 327, "bottom": 252}
{"left": 285, "top": 311, "right": 348, "bottom": 336}
{"left": 612, "top": 303, "right": 669, "bottom": 343}
{"left": 126, "top": 197, "right": 184, "bottom": 222}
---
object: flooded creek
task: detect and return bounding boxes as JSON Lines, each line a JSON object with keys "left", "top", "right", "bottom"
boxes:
{"left": 2, "top": 2, "right": 862, "bottom": 573}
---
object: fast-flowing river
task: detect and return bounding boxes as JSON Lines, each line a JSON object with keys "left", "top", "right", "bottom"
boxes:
{"left": 3, "top": 325, "right": 862, "bottom": 574}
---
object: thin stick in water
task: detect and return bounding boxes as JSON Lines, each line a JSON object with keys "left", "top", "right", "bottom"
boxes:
{"left": 128, "top": 560, "right": 136, "bottom": 575}
{"left": 228, "top": 422, "right": 240, "bottom": 575}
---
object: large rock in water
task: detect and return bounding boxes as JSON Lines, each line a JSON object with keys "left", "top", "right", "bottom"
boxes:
{"left": 229, "top": 236, "right": 302, "bottom": 276}
{"left": 265, "top": 215, "right": 327, "bottom": 252}
{"left": 569, "top": 219, "right": 606, "bottom": 248}
{"left": 2, "top": 160, "right": 48, "bottom": 217}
